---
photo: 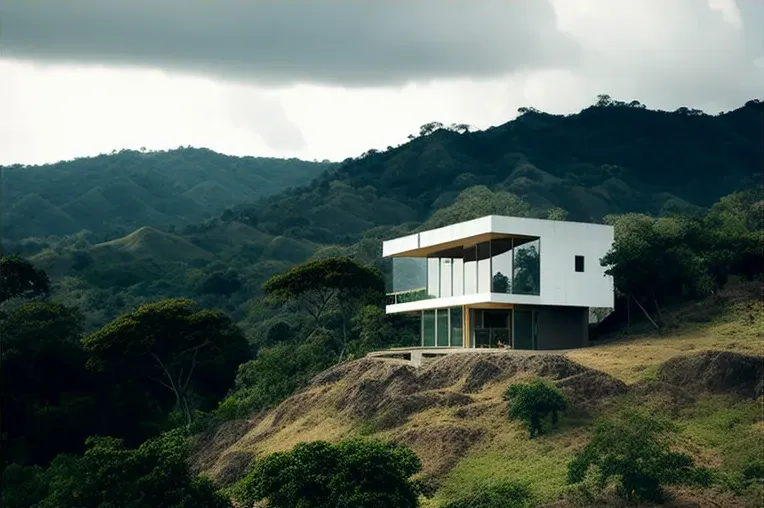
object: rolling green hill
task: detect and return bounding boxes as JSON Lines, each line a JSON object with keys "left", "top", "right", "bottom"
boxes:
{"left": 10, "top": 98, "right": 764, "bottom": 331}
{"left": 1, "top": 147, "right": 333, "bottom": 241}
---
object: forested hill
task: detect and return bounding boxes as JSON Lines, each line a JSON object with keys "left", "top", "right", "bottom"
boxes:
{"left": 240, "top": 98, "right": 763, "bottom": 244}
{"left": 7, "top": 98, "right": 763, "bottom": 330}
{"left": 1, "top": 147, "right": 333, "bottom": 241}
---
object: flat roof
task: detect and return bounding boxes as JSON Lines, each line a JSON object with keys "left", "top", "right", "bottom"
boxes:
{"left": 382, "top": 215, "right": 612, "bottom": 258}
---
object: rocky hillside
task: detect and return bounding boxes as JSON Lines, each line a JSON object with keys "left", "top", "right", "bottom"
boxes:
{"left": 192, "top": 282, "right": 763, "bottom": 507}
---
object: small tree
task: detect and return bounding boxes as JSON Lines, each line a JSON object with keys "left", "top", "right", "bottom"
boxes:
{"left": 238, "top": 439, "right": 421, "bottom": 508}
{"left": 0, "top": 255, "right": 51, "bottom": 303}
{"left": 83, "top": 299, "right": 251, "bottom": 426}
{"left": 567, "top": 411, "right": 712, "bottom": 503}
{"left": 504, "top": 379, "right": 567, "bottom": 439}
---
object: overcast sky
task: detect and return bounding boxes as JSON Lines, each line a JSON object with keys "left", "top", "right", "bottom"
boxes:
{"left": 2, "top": 0, "right": 762, "bottom": 166}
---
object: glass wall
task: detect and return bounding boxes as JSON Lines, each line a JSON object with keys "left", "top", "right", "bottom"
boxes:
{"left": 416, "top": 237, "right": 540, "bottom": 300}
{"left": 422, "top": 309, "right": 436, "bottom": 347}
{"left": 421, "top": 307, "right": 464, "bottom": 347}
{"left": 387, "top": 237, "right": 540, "bottom": 305}
{"left": 450, "top": 307, "right": 463, "bottom": 347}
{"left": 512, "top": 238, "right": 541, "bottom": 296}
{"left": 389, "top": 257, "right": 429, "bottom": 304}
{"left": 463, "top": 246, "right": 477, "bottom": 295}
{"left": 476, "top": 242, "right": 491, "bottom": 293}
{"left": 490, "top": 238, "right": 513, "bottom": 293}
{"left": 436, "top": 309, "right": 449, "bottom": 346}
{"left": 452, "top": 258, "right": 464, "bottom": 296}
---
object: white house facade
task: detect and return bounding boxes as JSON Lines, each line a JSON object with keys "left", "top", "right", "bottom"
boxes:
{"left": 383, "top": 215, "right": 615, "bottom": 350}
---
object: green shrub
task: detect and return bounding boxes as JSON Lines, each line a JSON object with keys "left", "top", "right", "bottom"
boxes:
{"left": 441, "top": 479, "right": 534, "bottom": 508}
{"left": 743, "top": 459, "right": 764, "bottom": 481}
{"left": 568, "top": 410, "right": 713, "bottom": 503}
{"left": 504, "top": 378, "right": 567, "bottom": 439}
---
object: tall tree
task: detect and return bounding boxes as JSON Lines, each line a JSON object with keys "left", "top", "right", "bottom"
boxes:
{"left": 263, "top": 257, "right": 385, "bottom": 360}
{"left": 0, "top": 255, "right": 51, "bottom": 303}
{"left": 82, "top": 299, "right": 251, "bottom": 426}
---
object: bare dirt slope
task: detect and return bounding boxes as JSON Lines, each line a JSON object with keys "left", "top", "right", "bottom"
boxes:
{"left": 192, "top": 352, "right": 628, "bottom": 484}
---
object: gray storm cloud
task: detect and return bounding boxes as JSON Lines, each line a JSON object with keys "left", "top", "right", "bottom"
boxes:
{"left": 1, "top": 0, "right": 580, "bottom": 86}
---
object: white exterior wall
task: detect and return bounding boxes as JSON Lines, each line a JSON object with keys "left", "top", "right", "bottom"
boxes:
{"left": 384, "top": 215, "right": 614, "bottom": 313}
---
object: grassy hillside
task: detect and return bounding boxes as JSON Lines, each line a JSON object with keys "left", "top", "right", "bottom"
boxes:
{"left": 1, "top": 147, "right": 332, "bottom": 241}
{"left": 192, "top": 281, "right": 763, "bottom": 507}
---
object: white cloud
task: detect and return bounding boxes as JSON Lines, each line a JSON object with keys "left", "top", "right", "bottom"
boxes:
{"left": 1, "top": 0, "right": 761, "bottom": 166}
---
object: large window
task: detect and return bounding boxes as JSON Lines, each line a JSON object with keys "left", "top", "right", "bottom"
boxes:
{"left": 389, "top": 257, "right": 429, "bottom": 304}
{"left": 463, "top": 245, "right": 477, "bottom": 295}
{"left": 476, "top": 242, "right": 492, "bottom": 293}
{"left": 436, "top": 309, "right": 449, "bottom": 346}
{"left": 450, "top": 307, "right": 463, "bottom": 347}
{"left": 513, "top": 238, "right": 541, "bottom": 296}
{"left": 452, "top": 258, "right": 464, "bottom": 296}
{"left": 490, "top": 238, "right": 513, "bottom": 293}
{"left": 422, "top": 310, "right": 436, "bottom": 347}
{"left": 421, "top": 306, "right": 464, "bottom": 347}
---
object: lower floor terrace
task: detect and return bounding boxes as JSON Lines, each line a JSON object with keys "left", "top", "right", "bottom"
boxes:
{"left": 410, "top": 304, "right": 589, "bottom": 353}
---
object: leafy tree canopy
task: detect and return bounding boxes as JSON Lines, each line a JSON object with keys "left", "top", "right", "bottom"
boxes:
{"left": 263, "top": 257, "right": 385, "bottom": 359}
{"left": 3, "top": 430, "right": 231, "bottom": 508}
{"left": 0, "top": 255, "right": 51, "bottom": 303}
{"left": 1, "top": 301, "right": 92, "bottom": 467}
{"left": 263, "top": 256, "right": 385, "bottom": 306}
{"left": 238, "top": 439, "right": 422, "bottom": 508}
{"left": 82, "top": 298, "right": 251, "bottom": 425}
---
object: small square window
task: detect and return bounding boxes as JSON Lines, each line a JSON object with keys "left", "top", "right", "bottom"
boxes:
{"left": 575, "top": 255, "right": 585, "bottom": 272}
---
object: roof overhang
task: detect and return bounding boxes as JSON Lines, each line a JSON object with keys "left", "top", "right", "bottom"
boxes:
{"left": 383, "top": 216, "right": 537, "bottom": 258}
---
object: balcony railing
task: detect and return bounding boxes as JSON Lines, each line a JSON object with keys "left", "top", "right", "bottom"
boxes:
{"left": 386, "top": 287, "right": 430, "bottom": 306}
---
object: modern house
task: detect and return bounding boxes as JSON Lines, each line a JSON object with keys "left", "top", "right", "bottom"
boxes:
{"left": 383, "top": 215, "right": 614, "bottom": 351}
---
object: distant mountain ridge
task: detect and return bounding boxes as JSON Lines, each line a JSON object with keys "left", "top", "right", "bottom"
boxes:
{"left": 1, "top": 147, "right": 333, "bottom": 241}
{"left": 239, "top": 99, "right": 763, "bottom": 245}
